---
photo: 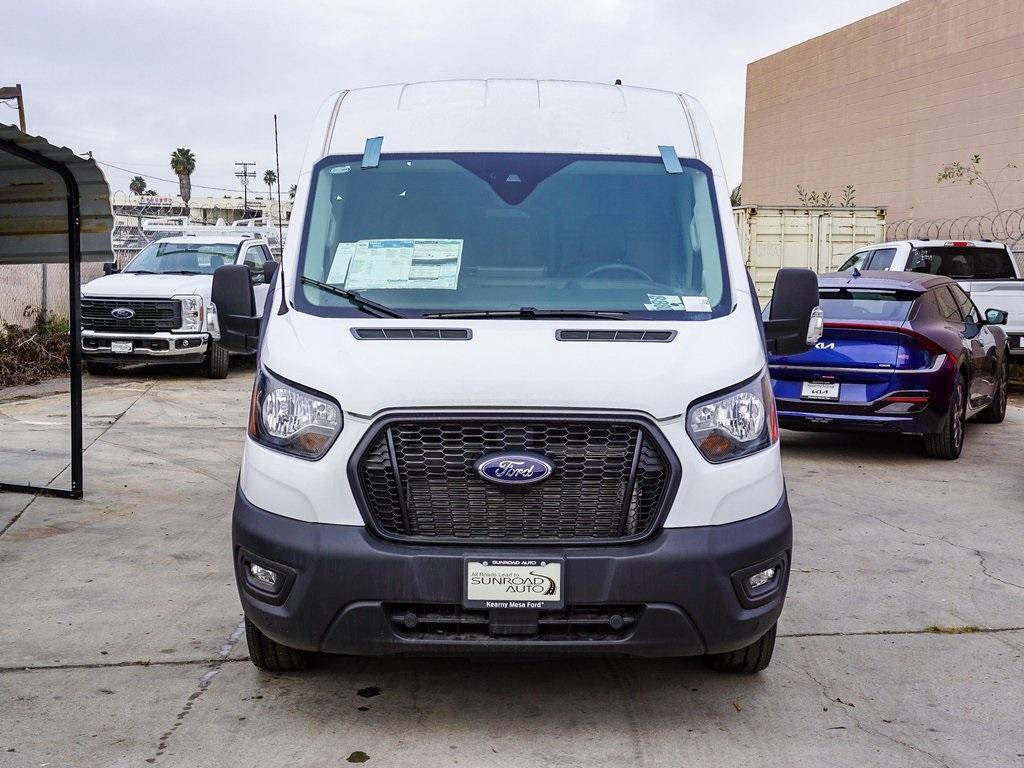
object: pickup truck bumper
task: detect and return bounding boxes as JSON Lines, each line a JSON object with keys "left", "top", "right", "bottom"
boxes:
{"left": 82, "top": 330, "right": 208, "bottom": 362}
{"left": 233, "top": 487, "right": 792, "bottom": 658}
{"left": 1008, "top": 332, "right": 1024, "bottom": 356}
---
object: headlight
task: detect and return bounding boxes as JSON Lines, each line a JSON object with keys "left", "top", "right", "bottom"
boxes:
{"left": 249, "top": 368, "right": 342, "bottom": 460}
{"left": 174, "top": 294, "right": 205, "bottom": 332}
{"left": 686, "top": 370, "right": 778, "bottom": 463}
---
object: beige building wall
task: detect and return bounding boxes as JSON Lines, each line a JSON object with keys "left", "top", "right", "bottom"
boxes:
{"left": 742, "top": 0, "right": 1024, "bottom": 224}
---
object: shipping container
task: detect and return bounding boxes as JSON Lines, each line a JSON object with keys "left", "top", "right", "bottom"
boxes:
{"left": 734, "top": 205, "right": 886, "bottom": 300}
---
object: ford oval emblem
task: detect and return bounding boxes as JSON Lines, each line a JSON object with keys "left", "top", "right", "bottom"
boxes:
{"left": 474, "top": 452, "right": 555, "bottom": 485}
{"left": 111, "top": 307, "right": 136, "bottom": 320}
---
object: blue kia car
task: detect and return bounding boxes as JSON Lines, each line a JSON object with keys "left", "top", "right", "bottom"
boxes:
{"left": 766, "top": 271, "right": 1010, "bottom": 459}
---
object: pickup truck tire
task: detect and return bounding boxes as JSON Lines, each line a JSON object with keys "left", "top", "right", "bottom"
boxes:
{"left": 976, "top": 357, "right": 1008, "bottom": 424}
{"left": 85, "top": 361, "right": 113, "bottom": 376}
{"left": 206, "top": 342, "right": 230, "bottom": 379}
{"left": 244, "top": 617, "right": 310, "bottom": 671}
{"left": 924, "top": 374, "right": 966, "bottom": 459}
{"left": 705, "top": 623, "right": 776, "bottom": 674}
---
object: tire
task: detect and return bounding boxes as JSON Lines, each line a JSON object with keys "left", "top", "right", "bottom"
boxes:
{"left": 206, "top": 341, "right": 230, "bottom": 379}
{"left": 976, "top": 357, "right": 1008, "bottom": 424}
{"left": 705, "top": 623, "right": 777, "bottom": 674}
{"left": 924, "top": 373, "right": 966, "bottom": 459}
{"left": 244, "top": 617, "right": 310, "bottom": 672}
{"left": 85, "top": 360, "right": 113, "bottom": 376}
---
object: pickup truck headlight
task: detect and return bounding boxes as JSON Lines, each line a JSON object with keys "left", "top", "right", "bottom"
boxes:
{"left": 174, "top": 295, "right": 205, "bottom": 332}
{"left": 686, "top": 370, "right": 778, "bottom": 463}
{"left": 249, "top": 368, "right": 342, "bottom": 460}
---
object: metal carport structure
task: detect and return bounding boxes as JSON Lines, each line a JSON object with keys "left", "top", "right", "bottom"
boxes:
{"left": 0, "top": 122, "right": 113, "bottom": 498}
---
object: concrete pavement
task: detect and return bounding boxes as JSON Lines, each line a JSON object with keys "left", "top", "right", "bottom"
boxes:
{"left": 1, "top": 366, "right": 1021, "bottom": 767}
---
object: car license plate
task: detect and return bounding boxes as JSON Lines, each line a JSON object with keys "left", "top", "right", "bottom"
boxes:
{"left": 110, "top": 341, "right": 133, "bottom": 354}
{"left": 801, "top": 381, "right": 840, "bottom": 401}
{"left": 464, "top": 558, "right": 564, "bottom": 609}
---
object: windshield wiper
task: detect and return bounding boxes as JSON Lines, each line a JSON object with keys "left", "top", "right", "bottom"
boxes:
{"left": 423, "top": 307, "right": 628, "bottom": 320}
{"left": 125, "top": 270, "right": 156, "bottom": 275}
{"left": 300, "top": 277, "right": 403, "bottom": 319}
{"left": 160, "top": 270, "right": 203, "bottom": 275}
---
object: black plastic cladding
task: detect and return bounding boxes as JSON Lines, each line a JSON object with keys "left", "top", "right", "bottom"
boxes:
{"left": 350, "top": 414, "right": 680, "bottom": 545}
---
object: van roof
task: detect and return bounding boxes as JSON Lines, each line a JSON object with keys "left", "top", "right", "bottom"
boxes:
{"left": 320, "top": 79, "right": 716, "bottom": 169}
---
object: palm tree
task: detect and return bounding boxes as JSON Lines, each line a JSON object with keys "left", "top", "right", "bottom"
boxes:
{"left": 730, "top": 183, "right": 742, "bottom": 207}
{"left": 288, "top": 184, "right": 297, "bottom": 200}
{"left": 263, "top": 170, "right": 277, "bottom": 206}
{"left": 169, "top": 148, "right": 197, "bottom": 213}
{"left": 129, "top": 176, "right": 147, "bottom": 196}
{"left": 143, "top": 189, "right": 157, "bottom": 196}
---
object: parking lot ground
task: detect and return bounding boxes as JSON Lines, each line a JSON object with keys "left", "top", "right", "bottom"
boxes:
{"left": 1, "top": 367, "right": 1022, "bottom": 767}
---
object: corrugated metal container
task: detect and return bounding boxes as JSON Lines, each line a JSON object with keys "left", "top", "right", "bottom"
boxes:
{"left": 734, "top": 205, "right": 886, "bottom": 299}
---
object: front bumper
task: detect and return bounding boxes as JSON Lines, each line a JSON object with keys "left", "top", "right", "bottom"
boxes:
{"left": 82, "top": 330, "right": 209, "bottom": 361}
{"left": 233, "top": 487, "right": 792, "bottom": 658}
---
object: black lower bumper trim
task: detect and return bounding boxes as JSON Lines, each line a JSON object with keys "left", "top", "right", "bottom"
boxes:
{"left": 233, "top": 488, "right": 792, "bottom": 658}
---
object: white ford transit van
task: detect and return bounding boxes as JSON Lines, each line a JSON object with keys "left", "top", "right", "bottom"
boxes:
{"left": 213, "top": 80, "right": 821, "bottom": 674}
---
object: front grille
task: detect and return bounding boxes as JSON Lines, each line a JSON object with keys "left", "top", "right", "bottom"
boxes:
{"left": 388, "top": 603, "right": 643, "bottom": 640}
{"left": 81, "top": 297, "right": 181, "bottom": 332}
{"left": 354, "top": 416, "right": 675, "bottom": 543}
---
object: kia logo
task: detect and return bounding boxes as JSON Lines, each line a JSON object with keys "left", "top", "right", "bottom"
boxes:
{"left": 474, "top": 452, "right": 554, "bottom": 485}
{"left": 814, "top": 341, "right": 835, "bottom": 350}
{"left": 111, "top": 307, "right": 136, "bottom": 320}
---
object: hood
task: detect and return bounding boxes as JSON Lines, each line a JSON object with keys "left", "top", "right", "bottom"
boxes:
{"left": 81, "top": 273, "right": 213, "bottom": 300}
{"left": 260, "top": 306, "right": 766, "bottom": 421}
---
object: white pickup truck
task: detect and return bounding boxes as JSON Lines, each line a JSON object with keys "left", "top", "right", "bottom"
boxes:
{"left": 80, "top": 234, "right": 277, "bottom": 377}
{"left": 839, "top": 239, "right": 1024, "bottom": 356}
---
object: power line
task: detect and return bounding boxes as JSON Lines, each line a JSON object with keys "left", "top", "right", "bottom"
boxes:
{"left": 93, "top": 159, "right": 243, "bottom": 194}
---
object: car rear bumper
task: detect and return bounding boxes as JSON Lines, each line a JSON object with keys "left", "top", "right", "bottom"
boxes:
{"left": 233, "top": 487, "right": 792, "bottom": 658}
{"left": 777, "top": 408, "right": 942, "bottom": 433}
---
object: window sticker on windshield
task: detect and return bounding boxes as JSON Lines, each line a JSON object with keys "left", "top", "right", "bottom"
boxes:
{"left": 682, "top": 295, "right": 712, "bottom": 312}
{"left": 645, "top": 294, "right": 685, "bottom": 311}
{"left": 338, "top": 238, "right": 463, "bottom": 290}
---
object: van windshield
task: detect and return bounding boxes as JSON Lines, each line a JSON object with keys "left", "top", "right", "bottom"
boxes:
{"left": 295, "top": 154, "right": 729, "bottom": 319}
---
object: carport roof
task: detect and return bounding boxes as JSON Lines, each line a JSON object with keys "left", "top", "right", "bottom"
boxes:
{"left": 0, "top": 122, "right": 113, "bottom": 265}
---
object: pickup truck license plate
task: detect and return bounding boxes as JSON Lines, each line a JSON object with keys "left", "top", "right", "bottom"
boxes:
{"left": 110, "top": 341, "right": 133, "bottom": 354}
{"left": 464, "top": 559, "right": 564, "bottom": 609}
{"left": 801, "top": 381, "right": 840, "bottom": 401}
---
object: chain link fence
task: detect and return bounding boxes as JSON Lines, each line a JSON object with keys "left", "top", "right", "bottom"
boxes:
{"left": 0, "top": 262, "right": 103, "bottom": 327}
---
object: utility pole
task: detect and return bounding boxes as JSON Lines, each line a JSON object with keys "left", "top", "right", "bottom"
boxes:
{"left": 0, "top": 83, "right": 26, "bottom": 132}
{"left": 234, "top": 161, "right": 256, "bottom": 219}
{"left": 273, "top": 115, "right": 284, "bottom": 258}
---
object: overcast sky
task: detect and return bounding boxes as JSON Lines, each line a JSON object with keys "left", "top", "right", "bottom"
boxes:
{"left": 2, "top": 0, "right": 900, "bottom": 199}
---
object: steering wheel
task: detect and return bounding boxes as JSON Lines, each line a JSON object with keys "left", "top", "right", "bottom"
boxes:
{"left": 584, "top": 263, "right": 654, "bottom": 282}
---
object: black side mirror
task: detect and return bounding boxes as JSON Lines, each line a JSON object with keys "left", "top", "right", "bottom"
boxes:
{"left": 765, "top": 268, "right": 822, "bottom": 356}
{"left": 212, "top": 265, "right": 260, "bottom": 353}
{"left": 103, "top": 262, "right": 120, "bottom": 275}
{"left": 263, "top": 260, "right": 280, "bottom": 285}
{"left": 984, "top": 308, "right": 1008, "bottom": 325}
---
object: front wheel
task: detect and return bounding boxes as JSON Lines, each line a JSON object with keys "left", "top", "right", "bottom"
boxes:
{"left": 206, "top": 341, "right": 230, "bottom": 379}
{"left": 924, "top": 374, "right": 966, "bottom": 459}
{"left": 976, "top": 358, "right": 1008, "bottom": 424}
{"left": 85, "top": 360, "right": 113, "bottom": 376}
{"left": 244, "top": 617, "right": 311, "bottom": 671}
{"left": 705, "top": 623, "right": 777, "bottom": 674}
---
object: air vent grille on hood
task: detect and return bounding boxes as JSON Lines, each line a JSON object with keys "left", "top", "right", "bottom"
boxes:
{"left": 556, "top": 329, "right": 676, "bottom": 342}
{"left": 352, "top": 328, "right": 472, "bottom": 340}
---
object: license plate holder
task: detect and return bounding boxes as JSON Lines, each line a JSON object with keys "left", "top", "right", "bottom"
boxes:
{"left": 464, "top": 558, "right": 564, "bottom": 610}
{"left": 110, "top": 341, "right": 133, "bottom": 354}
{"left": 801, "top": 380, "right": 840, "bottom": 401}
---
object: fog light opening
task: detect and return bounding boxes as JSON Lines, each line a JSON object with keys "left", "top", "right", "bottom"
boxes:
{"left": 747, "top": 566, "right": 777, "bottom": 591}
{"left": 248, "top": 561, "right": 279, "bottom": 589}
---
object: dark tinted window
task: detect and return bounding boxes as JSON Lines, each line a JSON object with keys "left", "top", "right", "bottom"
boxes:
{"left": 933, "top": 286, "right": 963, "bottom": 322}
{"left": 948, "top": 283, "right": 980, "bottom": 324}
{"left": 866, "top": 247, "right": 897, "bottom": 270}
{"left": 907, "top": 246, "right": 1015, "bottom": 279}
{"left": 818, "top": 288, "right": 917, "bottom": 321}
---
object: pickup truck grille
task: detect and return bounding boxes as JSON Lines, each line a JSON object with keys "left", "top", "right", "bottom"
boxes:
{"left": 81, "top": 298, "right": 182, "bottom": 332}
{"left": 354, "top": 416, "right": 676, "bottom": 544}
